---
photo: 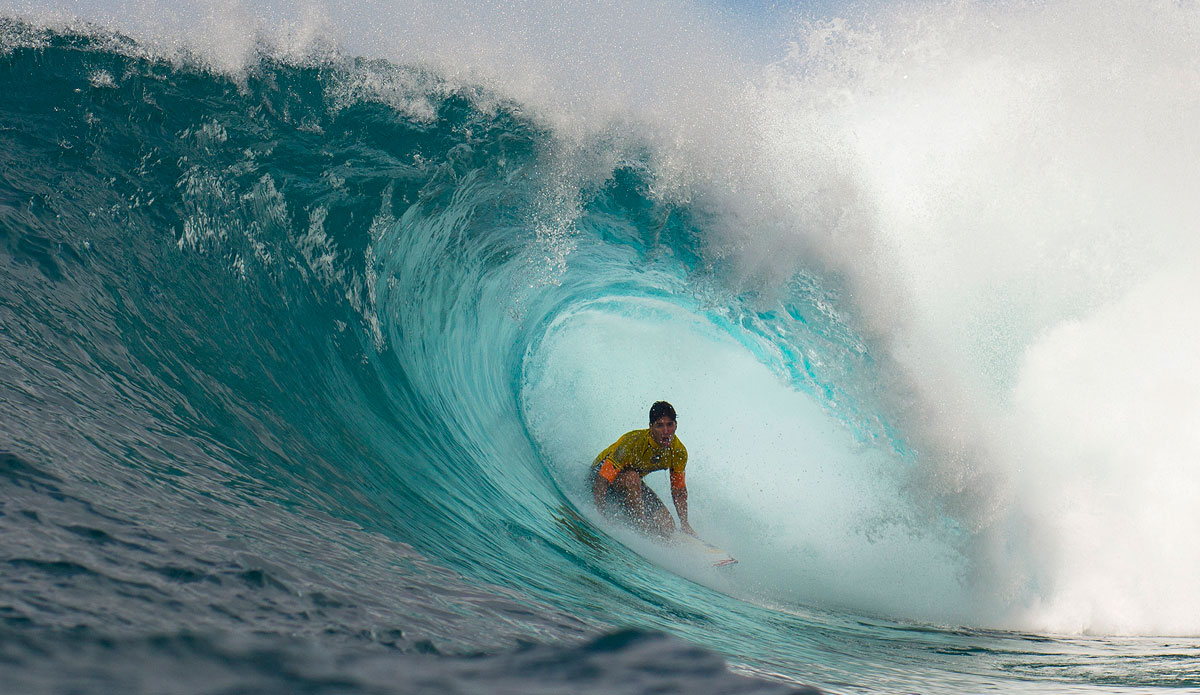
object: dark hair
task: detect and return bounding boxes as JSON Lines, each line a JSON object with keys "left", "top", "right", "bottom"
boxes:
{"left": 649, "top": 401, "right": 677, "bottom": 424}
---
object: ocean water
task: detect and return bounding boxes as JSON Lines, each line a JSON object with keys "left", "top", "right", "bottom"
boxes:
{"left": 2, "top": 1, "right": 1200, "bottom": 692}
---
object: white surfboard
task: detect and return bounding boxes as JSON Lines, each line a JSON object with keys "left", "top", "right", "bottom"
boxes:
{"left": 672, "top": 533, "right": 737, "bottom": 567}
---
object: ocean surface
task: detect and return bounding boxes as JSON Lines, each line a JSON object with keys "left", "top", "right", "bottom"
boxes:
{"left": 3, "top": 1, "right": 1200, "bottom": 693}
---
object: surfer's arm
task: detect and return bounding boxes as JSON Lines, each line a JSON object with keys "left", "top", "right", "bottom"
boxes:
{"left": 670, "top": 470, "right": 694, "bottom": 535}
{"left": 592, "top": 459, "right": 619, "bottom": 512}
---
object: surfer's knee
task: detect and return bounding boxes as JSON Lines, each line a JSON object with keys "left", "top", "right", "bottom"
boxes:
{"left": 640, "top": 512, "right": 673, "bottom": 541}
{"left": 611, "top": 469, "right": 641, "bottom": 494}
{"left": 657, "top": 509, "right": 675, "bottom": 536}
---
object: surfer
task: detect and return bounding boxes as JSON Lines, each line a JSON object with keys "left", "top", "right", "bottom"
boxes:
{"left": 590, "top": 401, "right": 694, "bottom": 539}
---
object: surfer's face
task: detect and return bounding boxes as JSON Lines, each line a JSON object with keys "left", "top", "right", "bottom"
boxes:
{"left": 650, "top": 416, "right": 676, "bottom": 447}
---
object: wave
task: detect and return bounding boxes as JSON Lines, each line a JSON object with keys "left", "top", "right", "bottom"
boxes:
{"left": 3, "top": 1, "right": 1200, "bottom": 691}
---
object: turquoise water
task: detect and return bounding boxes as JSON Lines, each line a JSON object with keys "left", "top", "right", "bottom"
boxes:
{"left": 3, "top": 4, "right": 1200, "bottom": 692}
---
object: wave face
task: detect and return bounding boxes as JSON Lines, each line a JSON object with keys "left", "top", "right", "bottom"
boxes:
{"left": 2, "top": 1, "right": 1200, "bottom": 692}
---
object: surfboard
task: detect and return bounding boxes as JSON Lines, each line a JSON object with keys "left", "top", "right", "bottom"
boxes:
{"left": 672, "top": 533, "right": 737, "bottom": 567}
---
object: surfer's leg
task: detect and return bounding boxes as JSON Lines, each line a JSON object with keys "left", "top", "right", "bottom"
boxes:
{"left": 612, "top": 474, "right": 673, "bottom": 539}
{"left": 610, "top": 469, "right": 644, "bottom": 511}
{"left": 635, "top": 478, "right": 675, "bottom": 539}
{"left": 606, "top": 471, "right": 674, "bottom": 539}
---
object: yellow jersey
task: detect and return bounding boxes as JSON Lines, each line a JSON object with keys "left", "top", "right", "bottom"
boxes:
{"left": 592, "top": 429, "right": 687, "bottom": 477}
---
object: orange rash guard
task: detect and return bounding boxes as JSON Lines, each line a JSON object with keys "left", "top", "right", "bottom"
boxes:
{"left": 592, "top": 428, "right": 687, "bottom": 482}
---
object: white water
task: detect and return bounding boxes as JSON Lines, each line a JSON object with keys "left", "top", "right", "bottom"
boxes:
{"left": 778, "top": 0, "right": 1200, "bottom": 635}
{"left": 522, "top": 296, "right": 975, "bottom": 624}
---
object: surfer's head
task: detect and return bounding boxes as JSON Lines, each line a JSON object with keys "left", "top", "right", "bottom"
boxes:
{"left": 649, "top": 401, "right": 676, "bottom": 424}
{"left": 648, "top": 401, "right": 678, "bottom": 447}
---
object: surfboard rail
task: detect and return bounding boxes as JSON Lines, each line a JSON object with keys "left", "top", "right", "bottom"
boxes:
{"left": 672, "top": 533, "right": 737, "bottom": 567}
